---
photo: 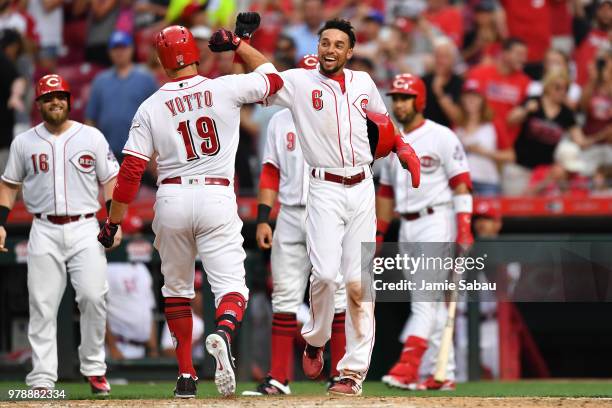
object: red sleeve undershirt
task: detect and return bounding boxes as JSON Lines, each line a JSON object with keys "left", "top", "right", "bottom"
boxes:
{"left": 378, "top": 183, "right": 395, "bottom": 199}
{"left": 449, "top": 171, "right": 473, "bottom": 191}
{"left": 266, "top": 73, "right": 283, "bottom": 96}
{"left": 259, "top": 162, "right": 280, "bottom": 191}
{"left": 113, "top": 155, "right": 147, "bottom": 204}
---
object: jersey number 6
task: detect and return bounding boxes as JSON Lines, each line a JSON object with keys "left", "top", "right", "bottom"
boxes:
{"left": 177, "top": 116, "right": 220, "bottom": 161}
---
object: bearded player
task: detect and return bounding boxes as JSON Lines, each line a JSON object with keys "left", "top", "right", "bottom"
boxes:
{"left": 377, "top": 73, "right": 474, "bottom": 391}
{"left": 211, "top": 18, "right": 421, "bottom": 395}
{"left": 0, "top": 74, "right": 120, "bottom": 395}
{"left": 97, "top": 22, "right": 284, "bottom": 398}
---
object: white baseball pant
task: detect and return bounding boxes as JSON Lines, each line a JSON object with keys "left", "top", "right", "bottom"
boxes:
{"left": 399, "top": 206, "right": 457, "bottom": 381}
{"left": 271, "top": 205, "right": 346, "bottom": 314}
{"left": 301, "top": 166, "right": 376, "bottom": 381}
{"left": 25, "top": 217, "right": 108, "bottom": 388}
{"left": 152, "top": 180, "right": 249, "bottom": 305}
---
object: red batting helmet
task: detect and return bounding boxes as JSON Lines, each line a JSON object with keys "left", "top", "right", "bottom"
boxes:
{"left": 35, "top": 74, "right": 71, "bottom": 100}
{"left": 298, "top": 54, "right": 318, "bottom": 69}
{"left": 156, "top": 25, "right": 200, "bottom": 70}
{"left": 366, "top": 111, "right": 396, "bottom": 159}
{"left": 386, "top": 73, "right": 426, "bottom": 112}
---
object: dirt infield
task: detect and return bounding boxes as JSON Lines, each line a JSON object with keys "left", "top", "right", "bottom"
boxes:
{"left": 4, "top": 397, "right": 612, "bottom": 408}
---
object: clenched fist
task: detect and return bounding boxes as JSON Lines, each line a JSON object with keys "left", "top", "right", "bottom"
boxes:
{"left": 208, "top": 29, "right": 242, "bottom": 52}
{"left": 235, "top": 12, "right": 261, "bottom": 39}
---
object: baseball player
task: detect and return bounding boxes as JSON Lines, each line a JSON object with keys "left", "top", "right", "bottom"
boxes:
{"left": 377, "top": 73, "right": 474, "bottom": 391}
{"left": 232, "top": 18, "right": 420, "bottom": 395}
{"left": 244, "top": 55, "right": 347, "bottom": 395}
{"left": 0, "top": 74, "right": 120, "bottom": 394}
{"left": 97, "top": 21, "right": 284, "bottom": 399}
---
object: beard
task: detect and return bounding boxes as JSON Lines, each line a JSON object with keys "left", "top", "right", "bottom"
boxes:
{"left": 41, "top": 107, "right": 69, "bottom": 127}
{"left": 395, "top": 109, "right": 418, "bottom": 127}
{"left": 318, "top": 57, "right": 345, "bottom": 76}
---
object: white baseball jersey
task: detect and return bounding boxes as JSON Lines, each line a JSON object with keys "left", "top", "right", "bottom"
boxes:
{"left": 264, "top": 67, "right": 387, "bottom": 168}
{"left": 123, "top": 69, "right": 276, "bottom": 183}
{"left": 379, "top": 120, "right": 470, "bottom": 213}
{"left": 106, "top": 262, "right": 155, "bottom": 343}
{"left": 2, "top": 121, "right": 119, "bottom": 215}
{"left": 262, "top": 109, "right": 309, "bottom": 206}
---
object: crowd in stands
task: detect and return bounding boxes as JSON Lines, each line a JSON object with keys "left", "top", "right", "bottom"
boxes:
{"left": 0, "top": 0, "right": 611, "bottom": 197}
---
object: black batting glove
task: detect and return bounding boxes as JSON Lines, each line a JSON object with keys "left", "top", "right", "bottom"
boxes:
{"left": 235, "top": 12, "right": 261, "bottom": 38}
{"left": 208, "top": 29, "right": 242, "bottom": 52}
{"left": 98, "top": 218, "right": 119, "bottom": 249}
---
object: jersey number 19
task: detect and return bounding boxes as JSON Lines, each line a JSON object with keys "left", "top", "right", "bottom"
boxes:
{"left": 177, "top": 116, "right": 220, "bottom": 161}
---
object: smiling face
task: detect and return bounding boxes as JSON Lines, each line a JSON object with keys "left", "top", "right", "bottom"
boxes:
{"left": 38, "top": 92, "right": 69, "bottom": 126}
{"left": 317, "top": 28, "right": 353, "bottom": 75}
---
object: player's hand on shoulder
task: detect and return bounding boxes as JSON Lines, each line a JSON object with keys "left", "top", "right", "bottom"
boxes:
{"left": 235, "top": 12, "right": 261, "bottom": 39}
{"left": 208, "top": 29, "right": 242, "bottom": 53}
{"left": 0, "top": 226, "right": 8, "bottom": 252}
{"left": 256, "top": 222, "right": 273, "bottom": 250}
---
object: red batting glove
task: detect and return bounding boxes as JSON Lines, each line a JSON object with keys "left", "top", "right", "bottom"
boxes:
{"left": 456, "top": 213, "right": 474, "bottom": 254}
{"left": 395, "top": 135, "right": 420, "bottom": 188}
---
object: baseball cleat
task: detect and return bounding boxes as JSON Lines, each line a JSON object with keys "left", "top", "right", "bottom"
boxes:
{"left": 327, "top": 377, "right": 362, "bottom": 396}
{"left": 86, "top": 376, "right": 111, "bottom": 396}
{"left": 302, "top": 344, "right": 324, "bottom": 379}
{"left": 242, "top": 376, "right": 291, "bottom": 395}
{"left": 174, "top": 373, "right": 197, "bottom": 398}
{"left": 413, "top": 375, "right": 456, "bottom": 391}
{"left": 205, "top": 331, "right": 236, "bottom": 396}
{"left": 326, "top": 376, "right": 341, "bottom": 391}
{"left": 381, "top": 361, "right": 419, "bottom": 390}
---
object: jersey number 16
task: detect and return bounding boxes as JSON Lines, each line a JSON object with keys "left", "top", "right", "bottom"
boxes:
{"left": 177, "top": 116, "right": 220, "bottom": 161}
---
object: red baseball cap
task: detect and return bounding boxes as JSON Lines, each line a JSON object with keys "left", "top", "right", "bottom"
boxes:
{"left": 462, "top": 78, "right": 484, "bottom": 95}
{"left": 298, "top": 54, "right": 318, "bottom": 70}
{"left": 474, "top": 200, "right": 501, "bottom": 220}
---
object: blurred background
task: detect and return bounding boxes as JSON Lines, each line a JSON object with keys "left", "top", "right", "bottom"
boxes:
{"left": 1, "top": 0, "right": 612, "bottom": 385}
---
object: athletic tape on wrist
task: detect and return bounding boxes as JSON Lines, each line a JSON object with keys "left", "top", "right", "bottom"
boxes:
{"left": 453, "top": 194, "right": 473, "bottom": 214}
{"left": 257, "top": 204, "right": 272, "bottom": 224}
{"left": 0, "top": 205, "right": 10, "bottom": 227}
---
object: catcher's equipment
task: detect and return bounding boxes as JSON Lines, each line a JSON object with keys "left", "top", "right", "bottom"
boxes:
{"left": 156, "top": 25, "right": 200, "bottom": 70}
{"left": 97, "top": 219, "right": 119, "bottom": 248}
{"left": 209, "top": 29, "right": 242, "bottom": 52}
{"left": 386, "top": 73, "right": 427, "bottom": 112}
{"left": 235, "top": 12, "right": 261, "bottom": 39}
{"left": 366, "top": 111, "right": 396, "bottom": 159}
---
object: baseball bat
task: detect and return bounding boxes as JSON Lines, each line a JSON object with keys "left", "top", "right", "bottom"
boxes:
{"left": 433, "top": 287, "right": 458, "bottom": 383}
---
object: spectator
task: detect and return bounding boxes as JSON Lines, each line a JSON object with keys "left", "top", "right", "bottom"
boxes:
{"left": 274, "top": 34, "right": 296, "bottom": 64}
{"left": 284, "top": 0, "right": 324, "bottom": 61}
{"left": 85, "top": 30, "right": 158, "bottom": 157}
{"left": 105, "top": 213, "right": 159, "bottom": 360}
{"left": 527, "top": 48, "right": 582, "bottom": 111}
{"left": 423, "top": 37, "right": 463, "bottom": 127}
{"left": 0, "top": 29, "right": 25, "bottom": 173}
{"left": 580, "top": 50, "right": 612, "bottom": 175}
{"left": 507, "top": 69, "right": 587, "bottom": 194}
{"left": 462, "top": 0, "right": 503, "bottom": 66}
{"left": 28, "top": 0, "right": 63, "bottom": 71}
{"left": 573, "top": 0, "right": 612, "bottom": 86}
{"left": 85, "top": 0, "right": 120, "bottom": 66}
{"left": 161, "top": 269, "right": 205, "bottom": 359}
{"left": 456, "top": 79, "right": 514, "bottom": 196}
{"left": 248, "top": 0, "right": 292, "bottom": 55}
{"left": 466, "top": 37, "right": 531, "bottom": 150}
{"left": 501, "top": 0, "right": 552, "bottom": 79}
{"left": 353, "top": 10, "right": 384, "bottom": 60}
{"left": 424, "top": 0, "right": 464, "bottom": 48}
{"left": 191, "top": 25, "right": 217, "bottom": 77}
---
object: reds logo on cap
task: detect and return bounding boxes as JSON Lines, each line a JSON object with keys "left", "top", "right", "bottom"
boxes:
{"left": 70, "top": 151, "right": 96, "bottom": 173}
{"left": 298, "top": 54, "right": 318, "bottom": 69}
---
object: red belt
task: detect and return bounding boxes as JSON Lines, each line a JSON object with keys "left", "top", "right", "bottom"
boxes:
{"left": 401, "top": 207, "right": 435, "bottom": 221}
{"left": 161, "top": 176, "right": 230, "bottom": 186}
{"left": 311, "top": 169, "right": 366, "bottom": 186}
{"left": 35, "top": 213, "right": 95, "bottom": 225}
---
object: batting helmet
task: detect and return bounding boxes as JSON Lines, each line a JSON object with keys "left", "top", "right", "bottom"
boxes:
{"left": 367, "top": 111, "right": 396, "bottom": 159}
{"left": 298, "top": 54, "right": 318, "bottom": 69}
{"left": 386, "top": 73, "right": 426, "bottom": 112}
{"left": 156, "top": 25, "right": 200, "bottom": 70}
{"left": 35, "top": 74, "right": 71, "bottom": 100}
